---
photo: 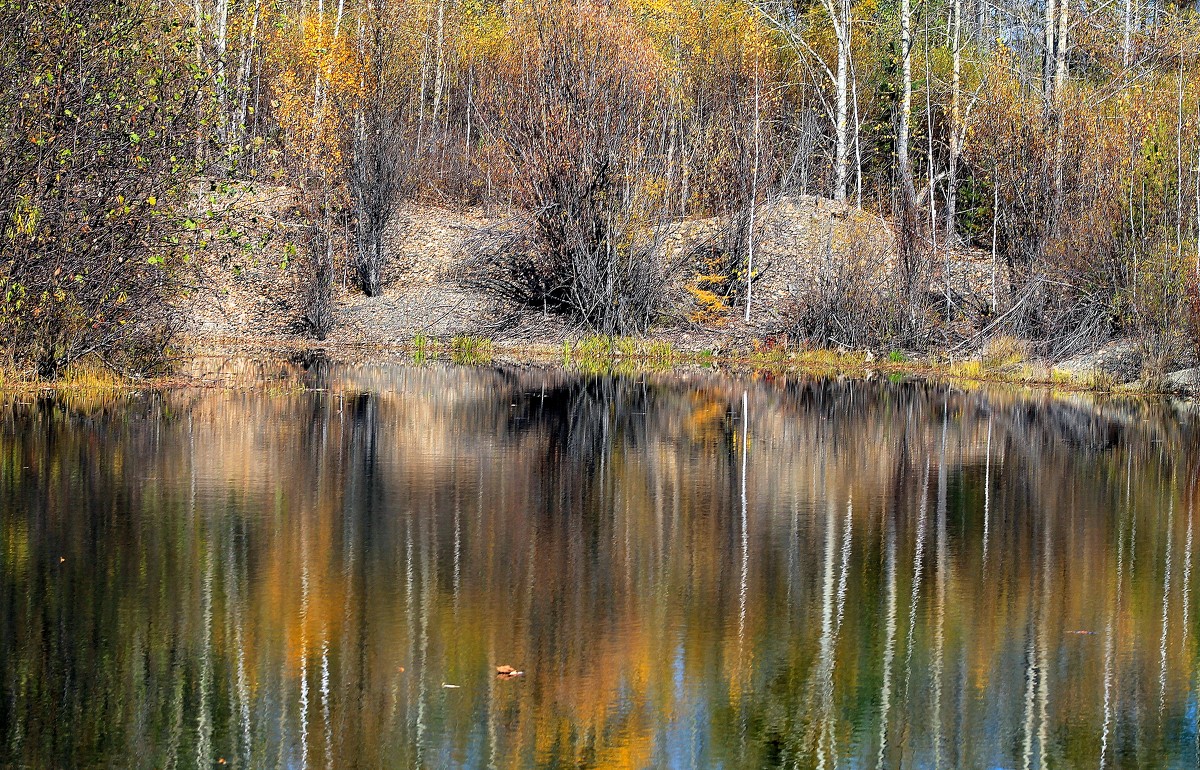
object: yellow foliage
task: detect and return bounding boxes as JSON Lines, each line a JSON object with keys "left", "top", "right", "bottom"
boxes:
{"left": 686, "top": 283, "right": 729, "bottom": 323}
{"left": 269, "top": 15, "right": 365, "bottom": 175}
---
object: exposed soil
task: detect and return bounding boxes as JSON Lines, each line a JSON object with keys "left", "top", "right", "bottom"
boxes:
{"left": 177, "top": 184, "right": 1200, "bottom": 398}
{"left": 183, "top": 186, "right": 928, "bottom": 351}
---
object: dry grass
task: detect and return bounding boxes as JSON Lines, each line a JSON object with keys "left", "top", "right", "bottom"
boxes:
{"left": 980, "top": 335, "right": 1029, "bottom": 374}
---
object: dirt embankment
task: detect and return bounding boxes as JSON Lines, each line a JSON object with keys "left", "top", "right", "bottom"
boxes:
{"left": 183, "top": 185, "right": 1200, "bottom": 394}
{"left": 184, "top": 185, "right": 996, "bottom": 353}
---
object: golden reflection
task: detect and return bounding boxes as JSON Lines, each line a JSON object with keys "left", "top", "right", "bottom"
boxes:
{"left": 2, "top": 361, "right": 1200, "bottom": 767}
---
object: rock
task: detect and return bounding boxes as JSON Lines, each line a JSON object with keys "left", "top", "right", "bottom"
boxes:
{"left": 1056, "top": 341, "right": 1143, "bottom": 384}
{"left": 1164, "top": 368, "right": 1200, "bottom": 395}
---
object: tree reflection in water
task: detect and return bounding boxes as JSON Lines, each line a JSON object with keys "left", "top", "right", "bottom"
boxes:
{"left": 1, "top": 361, "right": 1199, "bottom": 768}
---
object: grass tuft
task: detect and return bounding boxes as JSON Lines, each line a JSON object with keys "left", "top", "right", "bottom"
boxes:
{"left": 980, "top": 335, "right": 1028, "bottom": 374}
{"left": 451, "top": 335, "right": 494, "bottom": 365}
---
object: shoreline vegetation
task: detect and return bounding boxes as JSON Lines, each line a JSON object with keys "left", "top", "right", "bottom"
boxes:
{"left": 1, "top": 333, "right": 1195, "bottom": 400}
{"left": 4, "top": 1, "right": 1200, "bottom": 393}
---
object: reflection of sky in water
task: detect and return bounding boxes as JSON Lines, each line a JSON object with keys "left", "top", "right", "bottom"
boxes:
{"left": 664, "top": 641, "right": 704, "bottom": 770}
{"left": 2, "top": 359, "right": 1200, "bottom": 768}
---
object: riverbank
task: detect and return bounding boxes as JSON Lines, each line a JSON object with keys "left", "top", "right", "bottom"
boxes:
{"left": 5, "top": 189, "right": 1197, "bottom": 397}
{"left": 4, "top": 333, "right": 1197, "bottom": 404}
{"left": 148, "top": 189, "right": 1190, "bottom": 396}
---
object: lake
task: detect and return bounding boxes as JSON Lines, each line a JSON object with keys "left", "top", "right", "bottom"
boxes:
{"left": 2, "top": 359, "right": 1199, "bottom": 768}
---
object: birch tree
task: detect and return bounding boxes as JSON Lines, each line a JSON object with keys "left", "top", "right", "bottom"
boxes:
{"left": 1054, "top": 0, "right": 1069, "bottom": 98}
{"left": 1043, "top": 0, "right": 1057, "bottom": 100}
{"left": 1123, "top": 0, "right": 1135, "bottom": 68}
{"left": 751, "top": 0, "right": 854, "bottom": 203}
{"left": 820, "top": 0, "right": 854, "bottom": 202}
{"left": 897, "top": 0, "right": 916, "bottom": 208}
{"left": 945, "top": 0, "right": 963, "bottom": 245}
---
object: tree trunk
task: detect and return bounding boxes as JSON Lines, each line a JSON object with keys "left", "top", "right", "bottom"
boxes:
{"left": 432, "top": 0, "right": 446, "bottom": 124}
{"left": 745, "top": 64, "right": 761, "bottom": 324}
{"left": 852, "top": 55, "right": 863, "bottom": 207}
{"left": 945, "top": 0, "right": 962, "bottom": 246}
{"left": 820, "top": 0, "right": 852, "bottom": 202}
{"left": 1054, "top": 0, "right": 1069, "bottom": 98}
{"left": 1043, "top": 0, "right": 1057, "bottom": 100}
{"left": 236, "top": 0, "right": 263, "bottom": 151}
{"left": 991, "top": 174, "right": 999, "bottom": 311}
{"left": 834, "top": 16, "right": 850, "bottom": 202}
{"left": 924, "top": 23, "right": 937, "bottom": 243}
{"left": 1052, "top": 0, "right": 1069, "bottom": 208}
{"left": 333, "top": 0, "right": 345, "bottom": 39}
{"left": 1123, "top": 0, "right": 1134, "bottom": 69}
{"left": 898, "top": 0, "right": 916, "bottom": 205}
{"left": 214, "top": 0, "right": 229, "bottom": 147}
{"left": 1177, "top": 45, "right": 1185, "bottom": 265}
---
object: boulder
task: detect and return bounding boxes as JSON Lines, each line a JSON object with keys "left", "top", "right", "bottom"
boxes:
{"left": 1164, "top": 368, "right": 1200, "bottom": 395}
{"left": 1056, "top": 341, "right": 1143, "bottom": 384}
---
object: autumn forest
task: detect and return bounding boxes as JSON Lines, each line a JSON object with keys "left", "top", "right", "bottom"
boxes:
{"left": 2, "top": 0, "right": 1200, "bottom": 374}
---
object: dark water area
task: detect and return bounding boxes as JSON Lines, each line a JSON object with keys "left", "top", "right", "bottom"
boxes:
{"left": 3, "top": 360, "right": 1200, "bottom": 768}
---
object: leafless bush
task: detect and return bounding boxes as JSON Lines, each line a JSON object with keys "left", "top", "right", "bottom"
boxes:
{"left": 301, "top": 227, "right": 335, "bottom": 340}
{"left": 676, "top": 53, "right": 780, "bottom": 310}
{"left": 1187, "top": 273, "right": 1200, "bottom": 367}
{"left": 458, "top": 218, "right": 548, "bottom": 306}
{"left": 471, "top": 0, "right": 672, "bottom": 334}
{"left": 967, "top": 87, "right": 1172, "bottom": 361}
{"left": 783, "top": 229, "right": 906, "bottom": 349}
{"left": 682, "top": 212, "right": 758, "bottom": 312}
{"left": 343, "top": 1, "right": 418, "bottom": 298}
{"left": 893, "top": 199, "right": 936, "bottom": 347}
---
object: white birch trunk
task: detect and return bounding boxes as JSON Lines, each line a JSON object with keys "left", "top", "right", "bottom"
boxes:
{"left": 1177, "top": 46, "right": 1185, "bottom": 264}
{"left": 819, "top": 0, "right": 852, "bottom": 202}
{"left": 898, "top": 0, "right": 915, "bottom": 204}
{"left": 746, "top": 65, "right": 761, "bottom": 324}
{"left": 214, "top": 0, "right": 230, "bottom": 146}
{"left": 1123, "top": 0, "right": 1134, "bottom": 69}
{"left": 1044, "top": 0, "right": 1057, "bottom": 100}
{"left": 1054, "top": 0, "right": 1069, "bottom": 98}
{"left": 432, "top": 0, "right": 446, "bottom": 124}
{"left": 236, "top": 0, "right": 263, "bottom": 149}
{"left": 945, "top": 0, "right": 962, "bottom": 246}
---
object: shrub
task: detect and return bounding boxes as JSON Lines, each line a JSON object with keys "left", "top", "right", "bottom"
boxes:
{"left": 0, "top": 0, "right": 200, "bottom": 377}
{"left": 782, "top": 221, "right": 905, "bottom": 350}
{"left": 300, "top": 227, "right": 335, "bottom": 340}
{"left": 1187, "top": 272, "right": 1200, "bottom": 366}
{"left": 980, "top": 335, "right": 1028, "bottom": 373}
{"left": 466, "top": 0, "right": 672, "bottom": 334}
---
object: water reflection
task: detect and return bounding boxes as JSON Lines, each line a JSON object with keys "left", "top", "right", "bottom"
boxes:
{"left": 2, "top": 362, "right": 1200, "bottom": 768}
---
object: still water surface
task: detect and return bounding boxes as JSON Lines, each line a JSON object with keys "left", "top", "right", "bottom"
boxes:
{"left": 3, "top": 360, "right": 1200, "bottom": 768}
